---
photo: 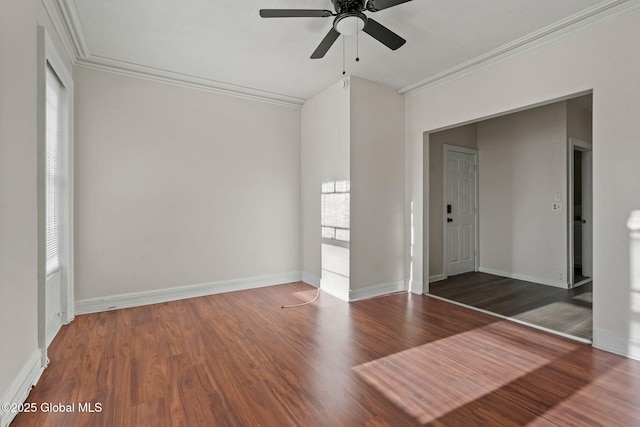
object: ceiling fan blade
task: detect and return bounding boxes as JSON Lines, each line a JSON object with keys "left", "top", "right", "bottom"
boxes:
{"left": 363, "top": 18, "right": 406, "bottom": 50}
{"left": 311, "top": 28, "right": 340, "bottom": 59}
{"left": 259, "top": 9, "right": 333, "bottom": 18}
{"left": 366, "top": 0, "right": 412, "bottom": 12}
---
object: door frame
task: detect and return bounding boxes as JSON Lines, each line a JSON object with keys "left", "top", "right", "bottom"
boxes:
{"left": 442, "top": 144, "right": 479, "bottom": 279}
{"left": 568, "top": 138, "right": 593, "bottom": 288}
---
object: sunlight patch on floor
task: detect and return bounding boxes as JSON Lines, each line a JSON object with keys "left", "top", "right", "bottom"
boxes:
{"left": 513, "top": 301, "right": 592, "bottom": 340}
{"left": 353, "top": 321, "right": 578, "bottom": 424}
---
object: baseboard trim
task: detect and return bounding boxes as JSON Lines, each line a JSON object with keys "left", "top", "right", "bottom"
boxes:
{"left": 302, "top": 271, "right": 320, "bottom": 287}
{"left": 349, "top": 280, "right": 407, "bottom": 302}
{"left": 320, "top": 281, "right": 350, "bottom": 302}
{"left": 75, "top": 271, "right": 303, "bottom": 315}
{"left": 426, "top": 294, "right": 592, "bottom": 344}
{"left": 408, "top": 278, "right": 424, "bottom": 295}
{"left": 478, "top": 267, "right": 568, "bottom": 288}
{"left": 429, "top": 274, "right": 445, "bottom": 283}
{"left": 593, "top": 328, "right": 640, "bottom": 361}
{"left": 0, "top": 350, "right": 45, "bottom": 427}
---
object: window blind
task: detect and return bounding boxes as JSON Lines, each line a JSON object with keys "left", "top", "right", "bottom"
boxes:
{"left": 45, "top": 64, "right": 64, "bottom": 275}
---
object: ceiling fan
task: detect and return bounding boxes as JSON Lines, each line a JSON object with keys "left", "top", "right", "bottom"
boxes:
{"left": 259, "top": 0, "right": 413, "bottom": 59}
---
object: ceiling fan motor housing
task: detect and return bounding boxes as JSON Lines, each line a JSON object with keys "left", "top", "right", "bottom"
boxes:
{"left": 332, "top": 0, "right": 367, "bottom": 14}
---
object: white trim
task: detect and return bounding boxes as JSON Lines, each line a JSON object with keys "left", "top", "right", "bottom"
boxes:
{"left": 479, "top": 267, "right": 567, "bottom": 289}
{"left": 42, "top": 0, "right": 640, "bottom": 107}
{"left": 46, "top": 29, "right": 76, "bottom": 326}
{"left": 401, "top": 0, "right": 640, "bottom": 96}
{"left": 75, "top": 60, "right": 304, "bottom": 108}
{"left": 41, "top": 0, "right": 304, "bottom": 108}
{"left": 0, "top": 351, "right": 45, "bottom": 427}
{"left": 319, "top": 281, "right": 350, "bottom": 302}
{"left": 349, "top": 280, "right": 406, "bottom": 302}
{"left": 41, "top": 0, "right": 89, "bottom": 59}
{"left": 302, "top": 271, "right": 321, "bottom": 287}
{"left": 37, "top": 27, "right": 47, "bottom": 368}
{"left": 442, "top": 144, "right": 479, "bottom": 157}
{"left": 41, "top": 0, "right": 77, "bottom": 62}
{"left": 75, "top": 271, "right": 302, "bottom": 315}
{"left": 429, "top": 274, "right": 445, "bottom": 283}
{"left": 443, "top": 145, "right": 479, "bottom": 277}
{"left": 44, "top": 273, "right": 62, "bottom": 336}
{"left": 582, "top": 149, "right": 593, "bottom": 278}
{"left": 408, "top": 278, "right": 423, "bottom": 295}
{"left": 37, "top": 27, "right": 75, "bottom": 370}
{"left": 423, "top": 91, "right": 593, "bottom": 137}
{"left": 593, "top": 328, "right": 640, "bottom": 361}
{"left": 426, "top": 294, "right": 592, "bottom": 344}
{"left": 568, "top": 138, "right": 593, "bottom": 287}
{"left": 56, "top": 0, "right": 89, "bottom": 58}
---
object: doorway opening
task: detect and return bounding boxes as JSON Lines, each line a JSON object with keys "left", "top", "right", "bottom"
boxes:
{"left": 425, "top": 93, "right": 593, "bottom": 341}
{"left": 569, "top": 139, "right": 593, "bottom": 288}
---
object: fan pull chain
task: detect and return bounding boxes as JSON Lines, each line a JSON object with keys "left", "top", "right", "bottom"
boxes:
{"left": 342, "top": 36, "right": 346, "bottom": 75}
{"left": 356, "top": 21, "right": 360, "bottom": 62}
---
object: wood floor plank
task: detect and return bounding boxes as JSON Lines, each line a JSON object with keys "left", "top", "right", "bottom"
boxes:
{"left": 430, "top": 272, "right": 593, "bottom": 339}
{"left": 11, "top": 282, "right": 639, "bottom": 426}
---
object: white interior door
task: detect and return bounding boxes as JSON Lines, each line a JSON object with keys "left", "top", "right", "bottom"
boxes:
{"left": 445, "top": 149, "right": 477, "bottom": 276}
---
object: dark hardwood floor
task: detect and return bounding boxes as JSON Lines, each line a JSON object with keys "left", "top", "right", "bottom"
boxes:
{"left": 429, "top": 272, "right": 592, "bottom": 340}
{"left": 12, "top": 282, "right": 638, "bottom": 426}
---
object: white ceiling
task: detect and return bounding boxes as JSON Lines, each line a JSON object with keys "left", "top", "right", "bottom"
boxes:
{"left": 53, "top": 0, "right": 622, "bottom": 104}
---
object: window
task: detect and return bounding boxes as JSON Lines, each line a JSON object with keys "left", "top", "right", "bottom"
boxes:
{"left": 45, "top": 63, "right": 65, "bottom": 275}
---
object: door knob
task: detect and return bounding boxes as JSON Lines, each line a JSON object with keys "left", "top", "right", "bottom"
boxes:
{"left": 447, "top": 218, "right": 453, "bottom": 223}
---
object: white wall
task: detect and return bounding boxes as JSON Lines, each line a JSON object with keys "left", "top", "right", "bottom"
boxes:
{"left": 74, "top": 67, "right": 302, "bottom": 300}
{"left": 0, "top": 1, "right": 39, "bottom": 410}
{"left": 567, "top": 98, "right": 593, "bottom": 143}
{"left": 0, "top": 0, "right": 72, "bottom": 422}
{"left": 301, "top": 77, "right": 405, "bottom": 299}
{"left": 301, "top": 79, "right": 350, "bottom": 286}
{"left": 427, "top": 124, "right": 477, "bottom": 279}
{"left": 406, "top": 7, "right": 640, "bottom": 359}
{"left": 349, "top": 77, "right": 405, "bottom": 295}
{"left": 477, "top": 102, "right": 568, "bottom": 287}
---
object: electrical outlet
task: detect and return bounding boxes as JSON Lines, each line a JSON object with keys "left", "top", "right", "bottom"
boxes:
{"left": 552, "top": 202, "right": 562, "bottom": 211}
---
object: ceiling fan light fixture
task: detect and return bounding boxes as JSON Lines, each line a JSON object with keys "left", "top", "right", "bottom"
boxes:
{"left": 258, "top": 0, "right": 411, "bottom": 59}
{"left": 335, "top": 13, "right": 366, "bottom": 36}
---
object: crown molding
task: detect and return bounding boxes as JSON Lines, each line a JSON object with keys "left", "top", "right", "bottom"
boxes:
{"left": 42, "top": 0, "right": 89, "bottom": 59}
{"left": 44, "top": 0, "right": 640, "bottom": 106}
{"left": 41, "top": 0, "right": 304, "bottom": 107}
{"left": 57, "top": 0, "right": 89, "bottom": 58}
{"left": 41, "top": 0, "right": 77, "bottom": 61}
{"left": 400, "top": 0, "right": 640, "bottom": 97}
{"left": 75, "top": 55, "right": 305, "bottom": 107}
